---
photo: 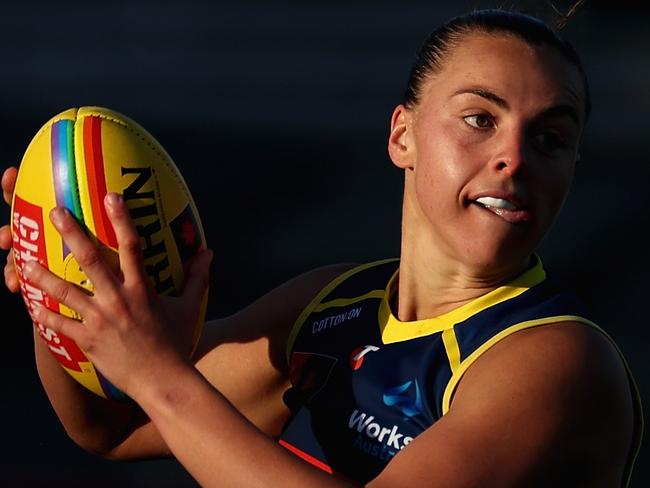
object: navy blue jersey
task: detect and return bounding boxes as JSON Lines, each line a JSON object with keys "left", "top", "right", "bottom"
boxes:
{"left": 278, "top": 258, "right": 642, "bottom": 485}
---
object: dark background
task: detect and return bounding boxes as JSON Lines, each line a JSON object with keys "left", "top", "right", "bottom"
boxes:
{"left": 0, "top": 1, "right": 648, "bottom": 486}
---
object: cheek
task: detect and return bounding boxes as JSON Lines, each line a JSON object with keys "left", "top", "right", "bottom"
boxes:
{"left": 414, "top": 128, "right": 480, "bottom": 192}
{"left": 413, "top": 146, "right": 472, "bottom": 216}
{"left": 533, "top": 163, "right": 575, "bottom": 222}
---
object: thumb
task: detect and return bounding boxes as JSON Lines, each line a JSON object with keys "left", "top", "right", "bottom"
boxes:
{"left": 2, "top": 167, "right": 18, "bottom": 205}
{"left": 181, "top": 248, "right": 213, "bottom": 306}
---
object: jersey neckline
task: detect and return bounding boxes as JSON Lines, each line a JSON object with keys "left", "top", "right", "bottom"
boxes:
{"left": 379, "top": 256, "right": 546, "bottom": 344}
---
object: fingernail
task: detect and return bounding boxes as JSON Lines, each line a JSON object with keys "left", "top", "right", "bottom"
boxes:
{"left": 23, "top": 260, "right": 36, "bottom": 277}
{"left": 105, "top": 193, "right": 122, "bottom": 207}
{"left": 50, "top": 207, "right": 69, "bottom": 226}
{"left": 198, "top": 248, "right": 213, "bottom": 263}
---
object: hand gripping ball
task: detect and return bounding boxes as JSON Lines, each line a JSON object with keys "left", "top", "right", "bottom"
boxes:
{"left": 11, "top": 107, "right": 207, "bottom": 400}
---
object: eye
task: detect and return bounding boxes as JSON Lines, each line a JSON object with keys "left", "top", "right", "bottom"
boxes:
{"left": 463, "top": 113, "right": 495, "bottom": 130}
{"left": 532, "top": 130, "right": 569, "bottom": 153}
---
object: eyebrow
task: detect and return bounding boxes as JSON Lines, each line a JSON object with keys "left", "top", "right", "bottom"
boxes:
{"left": 537, "top": 105, "right": 581, "bottom": 127}
{"left": 452, "top": 87, "right": 581, "bottom": 126}
{"left": 453, "top": 88, "right": 509, "bottom": 109}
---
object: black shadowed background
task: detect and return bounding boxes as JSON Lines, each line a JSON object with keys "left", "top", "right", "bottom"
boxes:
{"left": 0, "top": 1, "right": 647, "bottom": 486}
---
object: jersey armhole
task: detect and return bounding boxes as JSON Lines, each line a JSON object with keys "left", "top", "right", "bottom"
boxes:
{"left": 285, "top": 258, "right": 399, "bottom": 363}
{"left": 440, "top": 316, "right": 643, "bottom": 488}
{"left": 440, "top": 315, "right": 599, "bottom": 415}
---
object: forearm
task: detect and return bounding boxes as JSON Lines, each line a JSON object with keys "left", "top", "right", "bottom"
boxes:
{"left": 34, "top": 330, "right": 142, "bottom": 457}
{"left": 134, "top": 360, "right": 358, "bottom": 488}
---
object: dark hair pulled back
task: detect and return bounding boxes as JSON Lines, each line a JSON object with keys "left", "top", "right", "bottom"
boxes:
{"left": 403, "top": 9, "right": 591, "bottom": 117}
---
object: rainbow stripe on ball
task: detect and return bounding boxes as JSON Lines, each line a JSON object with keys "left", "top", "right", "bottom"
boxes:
{"left": 50, "top": 117, "right": 118, "bottom": 251}
{"left": 51, "top": 120, "right": 82, "bottom": 220}
{"left": 48, "top": 116, "right": 127, "bottom": 401}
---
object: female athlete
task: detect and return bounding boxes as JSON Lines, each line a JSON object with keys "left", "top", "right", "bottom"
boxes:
{"left": 0, "top": 7, "right": 642, "bottom": 487}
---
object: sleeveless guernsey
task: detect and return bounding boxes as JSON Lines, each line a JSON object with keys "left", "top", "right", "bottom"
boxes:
{"left": 278, "top": 258, "right": 642, "bottom": 485}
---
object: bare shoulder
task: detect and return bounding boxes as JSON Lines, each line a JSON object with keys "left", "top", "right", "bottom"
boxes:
{"left": 474, "top": 321, "right": 633, "bottom": 401}
{"left": 373, "top": 322, "right": 636, "bottom": 487}
{"left": 477, "top": 321, "right": 635, "bottom": 433}
{"left": 456, "top": 322, "right": 635, "bottom": 484}
{"left": 190, "top": 263, "right": 356, "bottom": 437}
{"left": 194, "top": 262, "right": 357, "bottom": 363}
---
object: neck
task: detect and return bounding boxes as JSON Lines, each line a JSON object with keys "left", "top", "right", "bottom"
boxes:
{"left": 396, "top": 179, "right": 531, "bottom": 322}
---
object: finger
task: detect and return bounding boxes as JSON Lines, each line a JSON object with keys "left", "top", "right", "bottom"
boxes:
{"left": 2, "top": 167, "right": 18, "bottom": 205}
{"left": 4, "top": 249, "right": 20, "bottom": 293}
{"left": 31, "top": 302, "right": 86, "bottom": 347}
{"left": 23, "top": 260, "right": 93, "bottom": 318}
{"left": 104, "top": 193, "right": 147, "bottom": 288}
{"left": 49, "top": 207, "right": 119, "bottom": 293}
{"left": 180, "top": 249, "right": 213, "bottom": 306}
{"left": 0, "top": 224, "right": 11, "bottom": 250}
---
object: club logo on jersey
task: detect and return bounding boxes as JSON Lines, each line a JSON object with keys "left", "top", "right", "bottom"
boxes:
{"left": 382, "top": 380, "right": 424, "bottom": 418}
{"left": 349, "top": 345, "right": 379, "bottom": 371}
{"left": 287, "top": 352, "right": 338, "bottom": 405}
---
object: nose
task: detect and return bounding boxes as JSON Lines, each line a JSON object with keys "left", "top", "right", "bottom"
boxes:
{"left": 491, "top": 130, "right": 526, "bottom": 176}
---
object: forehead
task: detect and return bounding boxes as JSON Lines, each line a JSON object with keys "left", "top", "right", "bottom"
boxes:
{"left": 421, "top": 33, "right": 586, "bottom": 118}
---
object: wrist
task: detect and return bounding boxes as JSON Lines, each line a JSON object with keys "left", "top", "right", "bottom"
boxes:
{"left": 126, "top": 354, "right": 203, "bottom": 416}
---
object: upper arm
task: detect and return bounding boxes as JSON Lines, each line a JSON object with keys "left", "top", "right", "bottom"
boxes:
{"left": 371, "top": 322, "right": 635, "bottom": 487}
{"left": 109, "top": 263, "right": 355, "bottom": 459}
{"left": 191, "top": 263, "right": 356, "bottom": 437}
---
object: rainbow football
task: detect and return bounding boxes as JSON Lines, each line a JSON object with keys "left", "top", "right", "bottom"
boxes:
{"left": 11, "top": 107, "right": 207, "bottom": 400}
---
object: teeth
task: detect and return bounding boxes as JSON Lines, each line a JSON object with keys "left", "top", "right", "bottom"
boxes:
{"left": 476, "top": 197, "right": 516, "bottom": 210}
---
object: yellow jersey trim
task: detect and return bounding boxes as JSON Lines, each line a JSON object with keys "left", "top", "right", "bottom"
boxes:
{"left": 441, "top": 315, "right": 597, "bottom": 414}
{"left": 380, "top": 257, "right": 546, "bottom": 344}
{"left": 441, "top": 328, "right": 462, "bottom": 373}
{"left": 439, "top": 315, "right": 643, "bottom": 488}
{"left": 314, "top": 290, "right": 386, "bottom": 313}
{"left": 285, "top": 259, "right": 398, "bottom": 362}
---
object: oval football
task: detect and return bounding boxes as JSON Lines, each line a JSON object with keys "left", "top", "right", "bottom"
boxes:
{"left": 11, "top": 107, "right": 207, "bottom": 400}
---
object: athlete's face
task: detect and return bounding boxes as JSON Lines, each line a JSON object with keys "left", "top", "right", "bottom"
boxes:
{"left": 389, "top": 33, "right": 586, "bottom": 272}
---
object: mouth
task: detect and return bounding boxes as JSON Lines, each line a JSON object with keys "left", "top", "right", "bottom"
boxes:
{"left": 471, "top": 195, "right": 532, "bottom": 225}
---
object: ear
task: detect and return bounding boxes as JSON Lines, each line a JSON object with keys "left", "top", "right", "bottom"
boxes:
{"left": 388, "top": 104, "right": 415, "bottom": 170}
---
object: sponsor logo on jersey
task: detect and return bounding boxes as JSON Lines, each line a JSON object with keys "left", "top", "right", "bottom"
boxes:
{"left": 349, "top": 345, "right": 379, "bottom": 371}
{"left": 348, "top": 409, "right": 414, "bottom": 460}
{"left": 311, "top": 306, "right": 362, "bottom": 334}
{"left": 382, "top": 380, "right": 424, "bottom": 418}
{"left": 347, "top": 378, "right": 423, "bottom": 461}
